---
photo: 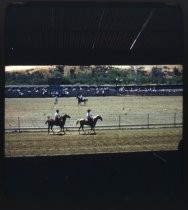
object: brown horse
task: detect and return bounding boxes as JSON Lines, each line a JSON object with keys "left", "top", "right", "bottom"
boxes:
{"left": 76, "top": 96, "right": 88, "bottom": 105}
{"left": 76, "top": 115, "right": 103, "bottom": 134}
{"left": 45, "top": 114, "right": 71, "bottom": 134}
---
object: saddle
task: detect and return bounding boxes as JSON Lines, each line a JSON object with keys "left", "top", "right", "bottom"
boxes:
{"left": 54, "top": 118, "right": 61, "bottom": 125}
{"left": 85, "top": 118, "right": 94, "bottom": 126}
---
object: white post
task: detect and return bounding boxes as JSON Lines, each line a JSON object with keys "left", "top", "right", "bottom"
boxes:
{"left": 18, "top": 117, "right": 20, "bottom": 132}
{"left": 174, "top": 113, "right": 176, "bottom": 127}
{"left": 147, "top": 113, "right": 149, "bottom": 128}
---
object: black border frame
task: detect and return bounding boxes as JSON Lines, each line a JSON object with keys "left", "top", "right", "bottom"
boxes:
{"left": 1, "top": 1, "right": 188, "bottom": 209}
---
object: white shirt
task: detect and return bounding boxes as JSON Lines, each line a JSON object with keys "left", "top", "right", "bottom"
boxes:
{"left": 54, "top": 112, "right": 60, "bottom": 119}
{"left": 87, "top": 112, "right": 92, "bottom": 118}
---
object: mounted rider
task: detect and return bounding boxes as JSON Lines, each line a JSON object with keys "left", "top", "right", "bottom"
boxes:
{"left": 79, "top": 94, "right": 84, "bottom": 101}
{"left": 86, "top": 109, "right": 94, "bottom": 125}
{"left": 54, "top": 109, "right": 61, "bottom": 124}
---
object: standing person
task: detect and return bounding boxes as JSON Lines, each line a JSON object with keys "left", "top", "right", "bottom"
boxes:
{"left": 54, "top": 95, "right": 58, "bottom": 104}
{"left": 86, "top": 109, "right": 93, "bottom": 124}
{"left": 54, "top": 109, "right": 61, "bottom": 124}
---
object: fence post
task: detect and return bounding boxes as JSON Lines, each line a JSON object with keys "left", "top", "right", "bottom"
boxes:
{"left": 147, "top": 113, "right": 149, "bottom": 128}
{"left": 174, "top": 113, "right": 176, "bottom": 127}
{"left": 119, "top": 114, "right": 121, "bottom": 129}
{"left": 18, "top": 117, "right": 20, "bottom": 132}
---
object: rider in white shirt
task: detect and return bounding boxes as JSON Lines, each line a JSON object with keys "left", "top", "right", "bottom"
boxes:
{"left": 86, "top": 109, "right": 93, "bottom": 124}
{"left": 80, "top": 94, "right": 84, "bottom": 101}
{"left": 54, "top": 109, "right": 61, "bottom": 123}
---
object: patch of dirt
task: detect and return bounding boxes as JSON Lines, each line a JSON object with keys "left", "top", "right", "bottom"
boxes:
{"left": 5, "top": 127, "right": 182, "bottom": 157}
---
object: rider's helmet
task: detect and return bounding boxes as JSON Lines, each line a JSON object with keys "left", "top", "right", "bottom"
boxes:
{"left": 87, "top": 109, "right": 91, "bottom": 112}
{"left": 56, "top": 109, "right": 59, "bottom": 112}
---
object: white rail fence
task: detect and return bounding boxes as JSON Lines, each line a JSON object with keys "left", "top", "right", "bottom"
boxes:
{"left": 5, "top": 112, "right": 182, "bottom": 132}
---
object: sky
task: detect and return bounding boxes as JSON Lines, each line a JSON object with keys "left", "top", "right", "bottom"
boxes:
{"left": 5, "top": 65, "right": 182, "bottom": 72}
{"left": 5, "top": 66, "right": 49, "bottom": 72}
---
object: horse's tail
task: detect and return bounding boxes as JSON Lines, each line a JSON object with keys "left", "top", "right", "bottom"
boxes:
{"left": 76, "top": 119, "right": 80, "bottom": 125}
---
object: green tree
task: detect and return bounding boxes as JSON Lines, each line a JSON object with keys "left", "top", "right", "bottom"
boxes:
{"left": 150, "top": 66, "right": 164, "bottom": 84}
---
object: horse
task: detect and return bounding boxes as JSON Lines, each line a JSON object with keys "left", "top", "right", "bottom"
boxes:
{"left": 76, "top": 96, "right": 88, "bottom": 105}
{"left": 45, "top": 114, "right": 71, "bottom": 134}
{"left": 76, "top": 115, "right": 103, "bottom": 134}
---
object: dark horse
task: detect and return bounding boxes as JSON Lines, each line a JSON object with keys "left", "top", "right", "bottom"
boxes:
{"left": 76, "top": 115, "right": 103, "bottom": 134}
{"left": 45, "top": 114, "right": 71, "bottom": 134}
{"left": 76, "top": 96, "right": 88, "bottom": 105}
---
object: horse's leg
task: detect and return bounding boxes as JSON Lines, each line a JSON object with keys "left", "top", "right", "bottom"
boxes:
{"left": 61, "top": 124, "right": 66, "bottom": 134}
{"left": 93, "top": 127, "right": 96, "bottom": 135}
{"left": 90, "top": 126, "right": 96, "bottom": 134}
{"left": 57, "top": 127, "right": 61, "bottom": 133}
{"left": 62, "top": 126, "right": 65, "bottom": 134}
{"left": 51, "top": 125, "right": 55, "bottom": 134}
{"left": 78, "top": 123, "right": 85, "bottom": 134}
{"left": 89, "top": 126, "right": 93, "bottom": 134}
{"left": 88, "top": 128, "right": 91, "bottom": 134}
{"left": 48, "top": 124, "right": 54, "bottom": 134}
{"left": 57, "top": 123, "right": 63, "bottom": 133}
{"left": 48, "top": 125, "right": 50, "bottom": 134}
{"left": 78, "top": 125, "right": 81, "bottom": 134}
{"left": 82, "top": 124, "right": 86, "bottom": 134}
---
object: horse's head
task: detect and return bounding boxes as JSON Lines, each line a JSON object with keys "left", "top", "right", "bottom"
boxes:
{"left": 98, "top": 115, "right": 103, "bottom": 121}
{"left": 61, "top": 114, "right": 71, "bottom": 119}
{"left": 94, "top": 115, "right": 103, "bottom": 121}
{"left": 66, "top": 114, "right": 71, "bottom": 119}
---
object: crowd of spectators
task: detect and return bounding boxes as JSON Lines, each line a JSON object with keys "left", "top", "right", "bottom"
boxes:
{"left": 5, "top": 85, "right": 183, "bottom": 98}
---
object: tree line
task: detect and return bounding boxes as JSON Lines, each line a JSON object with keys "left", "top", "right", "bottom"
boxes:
{"left": 5, "top": 65, "right": 182, "bottom": 86}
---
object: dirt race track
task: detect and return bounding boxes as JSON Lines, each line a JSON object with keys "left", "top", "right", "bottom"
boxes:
{"left": 5, "top": 127, "right": 182, "bottom": 157}
{"left": 5, "top": 96, "right": 182, "bottom": 157}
